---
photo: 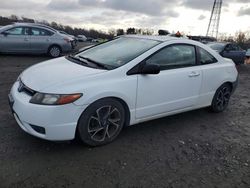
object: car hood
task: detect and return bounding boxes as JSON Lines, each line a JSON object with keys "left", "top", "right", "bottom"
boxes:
{"left": 21, "top": 57, "right": 107, "bottom": 92}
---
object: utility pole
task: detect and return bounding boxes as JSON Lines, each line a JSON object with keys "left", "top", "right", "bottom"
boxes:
{"left": 206, "top": 0, "right": 222, "bottom": 39}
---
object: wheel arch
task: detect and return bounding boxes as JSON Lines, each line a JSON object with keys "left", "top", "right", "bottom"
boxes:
{"left": 83, "top": 96, "right": 130, "bottom": 126}
{"left": 75, "top": 96, "right": 131, "bottom": 141}
{"left": 220, "top": 81, "right": 233, "bottom": 91}
{"left": 217, "top": 79, "right": 237, "bottom": 94}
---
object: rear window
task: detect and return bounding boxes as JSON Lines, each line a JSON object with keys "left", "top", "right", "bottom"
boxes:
{"left": 198, "top": 47, "right": 217, "bottom": 65}
{"left": 31, "top": 27, "right": 54, "bottom": 36}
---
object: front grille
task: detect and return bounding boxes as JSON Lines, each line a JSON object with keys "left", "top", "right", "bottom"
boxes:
{"left": 18, "top": 80, "right": 36, "bottom": 96}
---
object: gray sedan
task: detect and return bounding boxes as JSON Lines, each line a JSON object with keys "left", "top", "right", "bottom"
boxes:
{"left": 0, "top": 23, "right": 74, "bottom": 57}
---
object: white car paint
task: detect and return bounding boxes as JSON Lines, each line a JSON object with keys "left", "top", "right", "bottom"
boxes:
{"left": 9, "top": 35, "right": 238, "bottom": 141}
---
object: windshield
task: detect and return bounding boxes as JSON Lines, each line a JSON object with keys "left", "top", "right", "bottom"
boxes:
{"left": 60, "top": 31, "right": 67, "bottom": 34}
{"left": 0, "top": 25, "right": 12, "bottom": 32}
{"left": 208, "top": 43, "right": 225, "bottom": 52}
{"left": 76, "top": 37, "right": 160, "bottom": 68}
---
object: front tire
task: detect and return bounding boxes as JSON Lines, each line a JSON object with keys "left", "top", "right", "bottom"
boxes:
{"left": 77, "top": 98, "right": 125, "bottom": 146}
{"left": 48, "top": 45, "right": 61, "bottom": 58}
{"left": 211, "top": 83, "right": 232, "bottom": 113}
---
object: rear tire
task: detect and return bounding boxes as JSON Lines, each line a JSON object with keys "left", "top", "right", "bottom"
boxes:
{"left": 48, "top": 45, "right": 61, "bottom": 58}
{"left": 77, "top": 98, "right": 125, "bottom": 146}
{"left": 210, "top": 83, "right": 232, "bottom": 113}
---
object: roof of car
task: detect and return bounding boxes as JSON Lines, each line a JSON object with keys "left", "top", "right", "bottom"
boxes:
{"left": 123, "top": 35, "right": 184, "bottom": 42}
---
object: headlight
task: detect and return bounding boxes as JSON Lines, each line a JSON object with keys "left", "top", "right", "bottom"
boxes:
{"left": 30, "top": 93, "right": 82, "bottom": 105}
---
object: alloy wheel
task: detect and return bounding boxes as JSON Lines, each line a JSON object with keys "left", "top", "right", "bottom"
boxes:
{"left": 50, "top": 46, "right": 60, "bottom": 57}
{"left": 215, "top": 86, "right": 231, "bottom": 111}
{"left": 87, "top": 105, "right": 122, "bottom": 142}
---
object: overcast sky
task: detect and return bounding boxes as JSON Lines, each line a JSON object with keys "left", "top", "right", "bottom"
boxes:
{"left": 1, "top": 0, "right": 250, "bottom": 35}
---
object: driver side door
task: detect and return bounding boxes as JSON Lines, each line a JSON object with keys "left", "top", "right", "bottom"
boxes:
{"left": 0, "top": 27, "right": 30, "bottom": 53}
{"left": 136, "top": 44, "right": 202, "bottom": 119}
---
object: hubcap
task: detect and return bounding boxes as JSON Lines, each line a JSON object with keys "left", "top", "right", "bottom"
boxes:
{"left": 50, "top": 47, "right": 60, "bottom": 57}
{"left": 216, "top": 86, "right": 231, "bottom": 111}
{"left": 87, "top": 105, "right": 121, "bottom": 142}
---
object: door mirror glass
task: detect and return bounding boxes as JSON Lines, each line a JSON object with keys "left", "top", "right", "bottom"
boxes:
{"left": 141, "top": 63, "right": 160, "bottom": 75}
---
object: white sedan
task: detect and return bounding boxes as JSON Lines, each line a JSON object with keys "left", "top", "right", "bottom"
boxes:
{"left": 9, "top": 35, "right": 238, "bottom": 146}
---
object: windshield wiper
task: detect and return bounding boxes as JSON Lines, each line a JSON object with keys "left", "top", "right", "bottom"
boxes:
{"left": 67, "top": 55, "right": 90, "bottom": 66}
{"left": 79, "top": 56, "right": 109, "bottom": 70}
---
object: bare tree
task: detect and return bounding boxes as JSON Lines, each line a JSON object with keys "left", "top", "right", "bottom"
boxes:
{"left": 235, "top": 31, "right": 246, "bottom": 45}
{"left": 117, "top": 29, "right": 124, "bottom": 36}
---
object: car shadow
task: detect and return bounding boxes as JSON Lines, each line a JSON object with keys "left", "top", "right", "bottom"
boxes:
{"left": 13, "top": 107, "right": 221, "bottom": 151}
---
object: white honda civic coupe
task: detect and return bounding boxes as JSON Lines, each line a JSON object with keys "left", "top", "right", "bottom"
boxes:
{"left": 9, "top": 35, "right": 238, "bottom": 146}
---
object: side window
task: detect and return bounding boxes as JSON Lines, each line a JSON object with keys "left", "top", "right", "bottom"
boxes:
{"left": 6, "top": 27, "right": 27, "bottom": 35}
{"left": 232, "top": 44, "right": 241, "bottom": 51}
{"left": 146, "top": 44, "right": 196, "bottom": 70}
{"left": 231, "top": 44, "right": 238, "bottom": 51}
{"left": 199, "top": 47, "right": 217, "bottom": 65}
{"left": 226, "top": 44, "right": 239, "bottom": 51}
{"left": 225, "top": 44, "right": 233, "bottom": 51}
{"left": 31, "top": 28, "right": 53, "bottom": 36}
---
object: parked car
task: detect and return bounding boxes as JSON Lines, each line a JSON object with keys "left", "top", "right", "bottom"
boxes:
{"left": 207, "top": 42, "right": 245, "bottom": 64}
{"left": 9, "top": 35, "right": 238, "bottom": 146}
{"left": 0, "top": 23, "right": 74, "bottom": 57}
{"left": 77, "top": 35, "right": 87, "bottom": 42}
{"left": 86, "top": 37, "right": 94, "bottom": 42}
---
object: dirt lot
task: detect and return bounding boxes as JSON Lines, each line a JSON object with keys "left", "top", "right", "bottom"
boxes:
{"left": 0, "top": 45, "right": 250, "bottom": 188}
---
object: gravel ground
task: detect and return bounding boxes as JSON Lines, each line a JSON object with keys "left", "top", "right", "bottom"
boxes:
{"left": 0, "top": 45, "right": 250, "bottom": 188}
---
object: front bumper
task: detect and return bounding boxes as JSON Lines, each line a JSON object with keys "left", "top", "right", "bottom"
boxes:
{"left": 9, "top": 81, "right": 87, "bottom": 141}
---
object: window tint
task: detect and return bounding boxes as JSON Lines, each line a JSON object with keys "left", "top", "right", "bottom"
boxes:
{"left": 31, "top": 28, "right": 53, "bottom": 36}
{"left": 232, "top": 44, "right": 241, "bottom": 51}
{"left": 146, "top": 44, "right": 196, "bottom": 69}
{"left": 199, "top": 47, "right": 217, "bottom": 65}
{"left": 6, "top": 27, "right": 28, "bottom": 35}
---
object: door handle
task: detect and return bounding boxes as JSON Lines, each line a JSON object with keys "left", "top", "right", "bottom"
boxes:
{"left": 189, "top": 71, "right": 200, "bottom": 77}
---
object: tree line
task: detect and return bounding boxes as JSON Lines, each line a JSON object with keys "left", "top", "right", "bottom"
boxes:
{"left": 0, "top": 15, "right": 155, "bottom": 39}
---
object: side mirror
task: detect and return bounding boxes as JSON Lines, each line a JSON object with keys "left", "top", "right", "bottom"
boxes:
{"left": 141, "top": 63, "right": 160, "bottom": 75}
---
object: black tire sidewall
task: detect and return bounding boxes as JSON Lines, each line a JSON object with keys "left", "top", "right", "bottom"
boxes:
{"left": 77, "top": 98, "right": 125, "bottom": 146}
